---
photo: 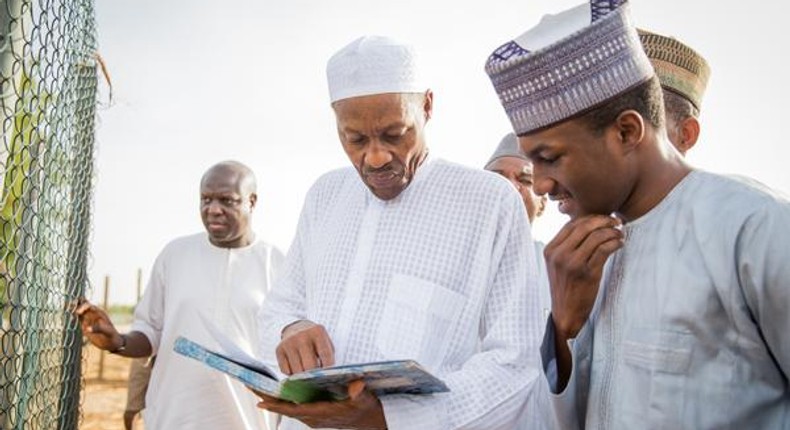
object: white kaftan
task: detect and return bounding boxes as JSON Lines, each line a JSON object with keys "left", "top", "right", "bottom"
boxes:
{"left": 533, "top": 241, "right": 552, "bottom": 328}
{"left": 542, "top": 170, "right": 790, "bottom": 429}
{"left": 259, "top": 159, "right": 544, "bottom": 430}
{"left": 515, "top": 240, "right": 553, "bottom": 430}
{"left": 130, "top": 232, "right": 284, "bottom": 430}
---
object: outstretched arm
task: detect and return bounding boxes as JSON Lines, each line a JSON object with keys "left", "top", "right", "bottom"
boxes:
{"left": 76, "top": 300, "right": 152, "bottom": 358}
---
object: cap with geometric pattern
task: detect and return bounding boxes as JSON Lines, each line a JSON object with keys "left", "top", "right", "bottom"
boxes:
{"left": 638, "top": 29, "right": 710, "bottom": 110}
{"left": 485, "top": 1, "right": 654, "bottom": 135}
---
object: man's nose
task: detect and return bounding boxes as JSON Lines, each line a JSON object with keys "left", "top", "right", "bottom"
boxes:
{"left": 206, "top": 200, "right": 224, "bottom": 214}
{"left": 531, "top": 167, "right": 554, "bottom": 196}
{"left": 365, "top": 141, "right": 393, "bottom": 169}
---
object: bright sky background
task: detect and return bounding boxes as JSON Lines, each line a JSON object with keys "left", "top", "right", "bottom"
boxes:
{"left": 89, "top": 1, "right": 789, "bottom": 305}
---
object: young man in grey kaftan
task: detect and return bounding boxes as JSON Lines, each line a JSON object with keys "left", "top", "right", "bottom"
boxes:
{"left": 485, "top": 1, "right": 790, "bottom": 428}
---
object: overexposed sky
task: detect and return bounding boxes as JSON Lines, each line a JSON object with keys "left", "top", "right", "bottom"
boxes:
{"left": 89, "top": 0, "right": 789, "bottom": 304}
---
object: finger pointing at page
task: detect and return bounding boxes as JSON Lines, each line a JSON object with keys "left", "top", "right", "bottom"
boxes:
{"left": 277, "top": 320, "right": 335, "bottom": 375}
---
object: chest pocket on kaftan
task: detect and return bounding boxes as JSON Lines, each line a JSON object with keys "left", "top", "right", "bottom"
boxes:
{"left": 619, "top": 328, "right": 695, "bottom": 427}
{"left": 376, "top": 273, "right": 465, "bottom": 370}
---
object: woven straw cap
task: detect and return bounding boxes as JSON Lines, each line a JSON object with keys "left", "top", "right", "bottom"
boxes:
{"left": 638, "top": 29, "right": 710, "bottom": 110}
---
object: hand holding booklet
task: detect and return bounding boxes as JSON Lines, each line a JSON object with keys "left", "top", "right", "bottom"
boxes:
{"left": 173, "top": 318, "right": 449, "bottom": 404}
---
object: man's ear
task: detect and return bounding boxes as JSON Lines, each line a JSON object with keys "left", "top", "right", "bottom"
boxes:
{"left": 613, "top": 109, "right": 645, "bottom": 153}
{"left": 249, "top": 193, "right": 258, "bottom": 210}
{"left": 676, "top": 116, "right": 701, "bottom": 155}
{"left": 536, "top": 195, "right": 547, "bottom": 218}
{"left": 423, "top": 89, "right": 434, "bottom": 122}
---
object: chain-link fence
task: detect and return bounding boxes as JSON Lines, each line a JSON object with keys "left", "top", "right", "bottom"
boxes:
{"left": 0, "top": 0, "right": 98, "bottom": 428}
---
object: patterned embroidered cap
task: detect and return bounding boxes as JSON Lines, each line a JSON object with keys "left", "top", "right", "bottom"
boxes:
{"left": 638, "top": 29, "right": 710, "bottom": 110}
{"left": 326, "top": 35, "right": 427, "bottom": 103}
{"left": 484, "top": 133, "right": 528, "bottom": 168}
{"left": 485, "top": 1, "right": 654, "bottom": 135}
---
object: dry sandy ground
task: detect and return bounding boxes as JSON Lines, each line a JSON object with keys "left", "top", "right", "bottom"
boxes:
{"left": 81, "top": 345, "right": 145, "bottom": 430}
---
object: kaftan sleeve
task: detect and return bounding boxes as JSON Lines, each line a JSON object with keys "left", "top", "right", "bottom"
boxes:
{"left": 257, "top": 200, "right": 311, "bottom": 364}
{"left": 379, "top": 192, "right": 545, "bottom": 429}
{"left": 736, "top": 199, "right": 790, "bottom": 380}
{"left": 539, "top": 317, "right": 595, "bottom": 430}
{"left": 129, "top": 248, "right": 168, "bottom": 354}
{"left": 264, "top": 244, "right": 286, "bottom": 294}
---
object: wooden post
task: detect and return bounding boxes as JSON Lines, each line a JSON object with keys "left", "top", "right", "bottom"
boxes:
{"left": 97, "top": 275, "right": 110, "bottom": 380}
{"left": 136, "top": 268, "right": 142, "bottom": 303}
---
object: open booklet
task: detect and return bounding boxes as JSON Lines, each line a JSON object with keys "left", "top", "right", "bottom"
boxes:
{"left": 172, "top": 319, "right": 450, "bottom": 404}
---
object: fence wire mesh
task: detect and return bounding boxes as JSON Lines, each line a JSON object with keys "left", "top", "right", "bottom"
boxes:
{"left": 0, "top": 0, "right": 98, "bottom": 428}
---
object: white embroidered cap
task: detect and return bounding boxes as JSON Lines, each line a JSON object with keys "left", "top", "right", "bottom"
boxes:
{"left": 327, "top": 35, "right": 427, "bottom": 103}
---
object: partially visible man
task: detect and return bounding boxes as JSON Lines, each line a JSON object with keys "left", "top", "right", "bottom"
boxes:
{"left": 639, "top": 28, "right": 710, "bottom": 155}
{"left": 484, "top": 133, "right": 547, "bottom": 225}
{"left": 123, "top": 356, "right": 153, "bottom": 430}
{"left": 77, "top": 160, "right": 284, "bottom": 429}
{"left": 255, "top": 35, "right": 543, "bottom": 430}
{"left": 485, "top": 1, "right": 790, "bottom": 428}
{"left": 484, "top": 132, "right": 552, "bottom": 430}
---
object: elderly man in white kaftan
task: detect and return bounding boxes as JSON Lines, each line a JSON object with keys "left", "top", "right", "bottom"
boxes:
{"left": 78, "top": 161, "right": 284, "bottom": 429}
{"left": 255, "top": 36, "right": 544, "bottom": 430}
{"left": 485, "top": 1, "right": 790, "bottom": 429}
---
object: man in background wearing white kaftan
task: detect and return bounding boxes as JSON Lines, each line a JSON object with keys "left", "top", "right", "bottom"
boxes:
{"left": 485, "top": 1, "right": 790, "bottom": 428}
{"left": 254, "top": 35, "right": 544, "bottom": 430}
{"left": 77, "top": 161, "right": 284, "bottom": 429}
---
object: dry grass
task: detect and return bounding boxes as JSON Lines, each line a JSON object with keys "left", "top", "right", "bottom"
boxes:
{"left": 81, "top": 345, "right": 145, "bottom": 430}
